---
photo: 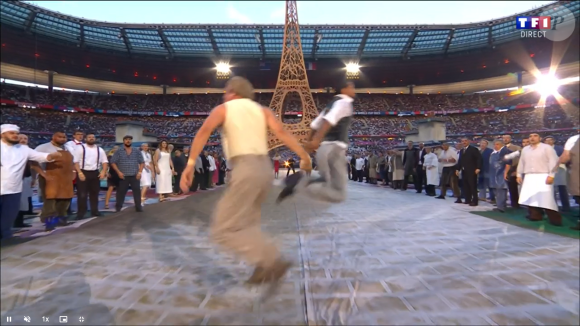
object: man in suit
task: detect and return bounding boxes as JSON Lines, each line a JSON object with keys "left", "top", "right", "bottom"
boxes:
{"left": 402, "top": 141, "right": 419, "bottom": 191}
{"left": 489, "top": 140, "right": 512, "bottom": 212}
{"left": 416, "top": 142, "right": 427, "bottom": 193}
{"left": 349, "top": 155, "right": 356, "bottom": 181}
{"left": 478, "top": 139, "right": 494, "bottom": 202}
{"left": 503, "top": 135, "right": 521, "bottom": 208}
{"left": 172, "top": 150, "right": 186, "bottom": 194}
{"left": 456, "top": 138, "right": 482, "bottom": 206}
{"left": 200, "top": 152, "right": 210, "bottom": 190}
{"left": 363, "top": 152, "right": 370, "bottom": 183}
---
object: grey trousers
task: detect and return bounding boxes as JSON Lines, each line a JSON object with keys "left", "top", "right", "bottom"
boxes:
{"left": 495, "top": 188, "right": 508, "bottom": 211}
{"left": 210, "top": 155, "right": 279, "bottom": 269}
{"left": 300, "top": 143, "right": 348, "bottom": 203}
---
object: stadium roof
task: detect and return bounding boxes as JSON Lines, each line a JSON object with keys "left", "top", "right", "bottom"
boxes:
{"left": 1, "top": 1, "right": 579, "bottom": 59}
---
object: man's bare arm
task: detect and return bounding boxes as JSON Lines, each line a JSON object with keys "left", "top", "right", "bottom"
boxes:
{"left": 263, "top": 108, "right": 310, "bottom": 161}
{"left": 559, "top": 150, "right": 570, "bottom": 165}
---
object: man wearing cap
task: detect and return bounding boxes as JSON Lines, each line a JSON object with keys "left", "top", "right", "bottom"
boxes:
{"left": 1, "top": 124, "right": 63, "bottom": 239}
{"left": 277, "top": 80, "right": 355, "bottom": 204}
{"left": 110, "top": 135, "right": 144, "bottom": 212}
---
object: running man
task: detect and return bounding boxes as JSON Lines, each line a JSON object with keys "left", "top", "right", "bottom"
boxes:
{"left": 180, "top": 76, "right": 312, "bottom": 284}
{"left": 277, "top": 80, "right": 355, "bottom": 203}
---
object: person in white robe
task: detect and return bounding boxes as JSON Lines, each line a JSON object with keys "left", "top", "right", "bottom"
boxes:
{"left": 517, "top": 132, "right": 562, "bottom": 226}
{"left": 1, "top": 124, "right": 62, "bottom": 239}
{"left": 140, "top": 143, "right": 154, "bottom": 204}
{"left": 423, "top": 147, "right": 439, "bottom": 196}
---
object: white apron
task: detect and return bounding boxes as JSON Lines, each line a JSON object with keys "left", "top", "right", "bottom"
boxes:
{"left": 141, "top": 152, "right": 152, "bottom": 187}
{"left": 20, "top": 176, "right": 33, "bottom": 211}
{"left": 424, "top": 153, "right": 440, "bottom": 186}
{"left": 518, "top": 173, "right": 559, "bottom": 211}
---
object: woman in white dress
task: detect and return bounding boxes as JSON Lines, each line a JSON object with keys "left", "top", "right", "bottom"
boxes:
{"left": 140, "top": 143, "right": 154, "bottom": 204}
{"left": 154, "top": 140, "right": 175, "bottom": 202}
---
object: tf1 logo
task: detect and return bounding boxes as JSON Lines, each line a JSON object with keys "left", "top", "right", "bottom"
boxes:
{"left": 516, "top": 16, "right": 565, "bottom": 39}
{"left": 516, "top": 16, "right": 553, "bottom": 30}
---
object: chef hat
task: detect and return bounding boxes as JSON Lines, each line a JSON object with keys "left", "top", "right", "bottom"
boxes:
{"left": 0, "top": 124, "right": 20, "bottom": 134}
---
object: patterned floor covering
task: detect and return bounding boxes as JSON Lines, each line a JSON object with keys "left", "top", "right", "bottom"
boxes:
{"left": 1, "top": 173, "right": 578, "bottom": 325}
{"left": 12, "top": 187, "right": 217, "bottom": 239}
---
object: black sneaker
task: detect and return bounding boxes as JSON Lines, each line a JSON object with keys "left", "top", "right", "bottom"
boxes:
{"left": 277, "top": 173, "right": 304, "bottom": 204}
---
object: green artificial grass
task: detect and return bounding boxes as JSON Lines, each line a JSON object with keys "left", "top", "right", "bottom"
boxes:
{"left": 470, "top": 207, "right": 580, "bottom": 239}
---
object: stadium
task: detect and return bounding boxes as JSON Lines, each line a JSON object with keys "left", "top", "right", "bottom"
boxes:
{"left": 1, "top": 0, "right": 579, "bottom": 325}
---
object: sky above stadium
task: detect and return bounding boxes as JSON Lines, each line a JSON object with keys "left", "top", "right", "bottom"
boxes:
{"left": 25, "top": 1, "right": 554, "bottom": 25}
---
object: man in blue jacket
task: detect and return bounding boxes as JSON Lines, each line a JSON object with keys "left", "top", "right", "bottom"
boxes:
{"left": 478, "top": 139, "right": 494, "bottom": 202}
{"left": 489, "top": 139, "right": 512, "bottom": 212}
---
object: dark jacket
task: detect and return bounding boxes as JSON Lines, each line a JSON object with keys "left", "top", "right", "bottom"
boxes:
{"left": 172, "top": 155, "right": 186, "bottom": 173}
{"left": 553, "top": 145, "right": 564, "bottom": 157}
{"left": 200, "top": 154, "right": 210, "bottom": 171}
{"left": 457, "top": 145, "right": 482, "bottom": 172}
{"left": 419, "top": 148, "right": 427, "bottom": 165}
{"left": 402, "top": 148, "right": 420, "bottom": 167}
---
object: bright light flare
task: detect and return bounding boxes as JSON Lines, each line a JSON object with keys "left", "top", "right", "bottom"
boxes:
{"left": 345, "top": 63, "right": 360, "bottom": 73}
{"left": 533, "top": 74, "right": 560, "bottom": 97}
{"left": 216, "top": 62, "right": 231, "bottom": 73}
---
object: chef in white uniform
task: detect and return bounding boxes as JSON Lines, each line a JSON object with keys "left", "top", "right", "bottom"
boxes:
{"left": 1, "top": 124, "right": 62, "bottom": 239}
{"left": 423, "top": 147, "right": 439, "bottom": 196}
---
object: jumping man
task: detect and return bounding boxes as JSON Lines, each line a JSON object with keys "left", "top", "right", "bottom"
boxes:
{"left": 277, "top": 80, "right": 355, "bottom": 203}
{"left": 180, "top": 76, "right": 312, "bottom": 284}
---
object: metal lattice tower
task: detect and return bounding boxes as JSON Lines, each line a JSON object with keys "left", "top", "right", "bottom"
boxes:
{"left": 267, "top": 0, "right": 318, "bottom": 150}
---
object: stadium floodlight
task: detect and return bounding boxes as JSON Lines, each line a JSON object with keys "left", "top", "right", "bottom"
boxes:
{"left": 533, "top": 73, "right": 560, "bottom": 97}
{"left": 216, "top": 62, "right": 231, "bottom": 73}
{"left": 345, "top": 63, "right": 360, "bottom": 73}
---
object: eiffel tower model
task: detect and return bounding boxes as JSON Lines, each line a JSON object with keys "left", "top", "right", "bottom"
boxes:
{"left": 267, "top": 0, "right": 319, "bottom": 149}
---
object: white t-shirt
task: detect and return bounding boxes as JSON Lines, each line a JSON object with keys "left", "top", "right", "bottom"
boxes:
{"left": 310, "top": 94, "right": 354, "bottom": 149}
{"left": 564, "top": 134, "right": 579, "bottom": 151}
{"left": 355, "top": 158, "right": 365, "bottom": 170}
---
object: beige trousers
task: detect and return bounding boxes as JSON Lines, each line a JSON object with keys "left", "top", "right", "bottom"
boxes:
{"left": 210, "top": 155, "right": 279, "bottom": 268}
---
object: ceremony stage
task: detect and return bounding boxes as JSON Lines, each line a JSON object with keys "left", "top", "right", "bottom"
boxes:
{"left": 1, "top": 179, "right": 579, "bottom": 325}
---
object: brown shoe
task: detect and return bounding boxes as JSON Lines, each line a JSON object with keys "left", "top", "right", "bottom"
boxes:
{"left": 246, "top": 259, "right": 293, "bottom": 284}
{"left": 246, "top": 266, "right": 267, "bottom": 284}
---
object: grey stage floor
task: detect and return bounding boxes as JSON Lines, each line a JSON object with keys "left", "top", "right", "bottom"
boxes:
{"left": 1, "top": 179, "right": 579, "bottom": 325}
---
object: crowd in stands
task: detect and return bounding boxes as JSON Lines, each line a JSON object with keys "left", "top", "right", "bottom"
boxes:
{"left": 1, "top": 83, "right": 578, "bottom": 154}
{"left": 3, "top": 83, "right": 578, "bottom": 114}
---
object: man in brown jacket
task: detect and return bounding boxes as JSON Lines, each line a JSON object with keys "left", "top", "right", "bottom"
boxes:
{"left": 32, "top": 131, "right": 78, "bottom": 231}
